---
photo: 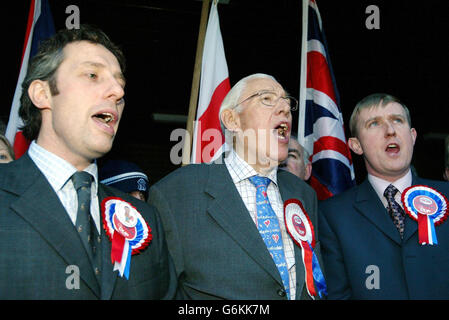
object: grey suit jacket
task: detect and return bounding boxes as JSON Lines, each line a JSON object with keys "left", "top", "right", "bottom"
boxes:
{"left": 148, "top": 161, "right": 322, "bottom": 300}
{"left": 0, "top": 154, "right": 178, "bottom": 299}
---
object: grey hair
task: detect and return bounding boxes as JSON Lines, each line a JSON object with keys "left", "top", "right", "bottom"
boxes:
{"left": 349, "top": 93, "right": 412, "bottom": 138}
{"left": 218, "top": 73, "right": 277, "bottom": 135}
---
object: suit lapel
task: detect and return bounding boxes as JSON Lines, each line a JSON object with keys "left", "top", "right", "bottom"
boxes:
{"left": 97, "top": 185, "right": 118, "bottom": 300}
{"left": 9, "top": 155, "right": 100, "bottom": 297}
{"left": 276, "top": 174, "right": 305, "bottom": 299}
{"left": 204, "top": 163, "right": 284, "bottom": 287}
{"left": 353, "top": 179, "right": 402, "bottom": 245}
{"left": 402, "top": 175, "right": 421, "bottom": 243}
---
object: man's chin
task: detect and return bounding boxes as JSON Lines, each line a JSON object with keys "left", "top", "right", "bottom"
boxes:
{"left": 88, "top": 142, "right": 114, "bottom": 159}
{"left": 260, "top": 155, "right": 287, "bottom": 170}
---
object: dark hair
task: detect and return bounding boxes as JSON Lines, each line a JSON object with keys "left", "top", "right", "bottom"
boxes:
{"left": 19, "top": 24, "right": 126, "bottom": 141}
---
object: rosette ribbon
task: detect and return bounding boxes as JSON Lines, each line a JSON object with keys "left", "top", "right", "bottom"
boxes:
{"left": 284, "top": 199, "right": 327, "bottom": 299}
{"left": 402, "top": 185, "right": 449, "bottom": 245}
{"left": 102, "top": 197, "right": 152, "bottom": 279}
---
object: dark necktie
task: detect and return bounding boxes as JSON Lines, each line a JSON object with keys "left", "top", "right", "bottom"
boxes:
{"left": 384, "top": 184, "right": 405, "bottom": 238}
{"left": 248, "top": 175, "right": 290, "bottom": 299}
{"left": 72, "top": 171, "right": 101, "bottom": 276}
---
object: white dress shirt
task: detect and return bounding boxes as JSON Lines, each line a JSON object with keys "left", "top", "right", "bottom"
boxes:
{"left": 224, "top": 149, "right": 297, "bottom": 300}
{"left": 368, "top": 169, "right": 412, "bottom": 209}
{"left": 28, "top": 141, "right": 101, "bottom": 233}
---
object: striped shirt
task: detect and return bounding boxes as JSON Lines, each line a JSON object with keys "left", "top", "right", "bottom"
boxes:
{"left": 28, "top": 141, "right": 100, "bottom": 233}
{"left": 224, "top": 149, "right": 297, "bottom": 300}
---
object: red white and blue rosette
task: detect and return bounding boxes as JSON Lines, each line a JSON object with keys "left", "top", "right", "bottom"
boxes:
{"left": 284, "top": 199, "right": 327, "bottom": 299}
{"left": 401, "top": 185, "right": 449, "bottom": 245}
{"left": 102, "top": 197, "right": 152, "bottom": 279}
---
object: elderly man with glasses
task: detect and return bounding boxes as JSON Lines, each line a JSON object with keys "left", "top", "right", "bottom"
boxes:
{"left": 149, "top": 73, "right": 326, "bottom": 300}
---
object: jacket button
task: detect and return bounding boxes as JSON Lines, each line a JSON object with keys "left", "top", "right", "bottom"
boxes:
{"left": 277, "top": 288, "right": 286, "bottom": 297}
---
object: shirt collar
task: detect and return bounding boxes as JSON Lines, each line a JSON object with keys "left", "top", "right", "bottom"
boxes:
{"left": 224, "top": 148, "right": 278, "bottom": 186}
{"left": 28, "top": 140, "right": 99, "bottom": 194}
{"left": 368, "top": 169, "right": 412, "bottom": 200}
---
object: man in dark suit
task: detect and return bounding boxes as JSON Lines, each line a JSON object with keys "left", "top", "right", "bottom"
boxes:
{"left": 149, "top": 73, "right": 325, "bottom": 299}
{"left": 319, "top": 93, "right": 449, "bottom": 299}
{"left": 0, "top": 25, "right": 177, "bottom": 299}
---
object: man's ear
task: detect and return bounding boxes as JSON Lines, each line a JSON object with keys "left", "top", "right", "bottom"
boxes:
{"left": 348, "top": 137, "right": 364, "bottom": 155}
{"left": 28, "top": 80, "right": 52, "bottom": 110}
{"left": 410, "top": 127, "right": 417, "bottom": 146}
{"left": 220, "top": 109, "right": 240, "bottom": 132}
{"left": 304, "top": 162, "right": 312, "bottom": 181}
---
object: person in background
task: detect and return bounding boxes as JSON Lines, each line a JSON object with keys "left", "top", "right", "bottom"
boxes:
{"left": 0, "top": 134, "right": 15, "bottom": 163}
{"left": 319, "top": 93, "right": 449, "bottom": 299}
{"left": 280, "top": 134, "right": 312, "bottom": 181}
{"left": 99, "top": 159, "right": 150, "bottom": 201}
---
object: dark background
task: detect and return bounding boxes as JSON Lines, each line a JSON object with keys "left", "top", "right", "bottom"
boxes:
{"left": 2, "top": 0, "right": 448, "bottom": 185}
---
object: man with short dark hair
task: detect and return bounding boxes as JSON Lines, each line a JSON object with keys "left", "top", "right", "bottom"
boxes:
{"left": 319, "top": 93, "right": 449, "bottom": 299}
{"left": 0, "top": 25, "right": 177, "bottom": 299}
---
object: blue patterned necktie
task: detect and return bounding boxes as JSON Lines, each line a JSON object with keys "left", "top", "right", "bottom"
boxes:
{"left": 248, "top": 175, "right": 290, "bottom": 299}
{"left": 384, "top": 184, "right": 405, "bottom": 238}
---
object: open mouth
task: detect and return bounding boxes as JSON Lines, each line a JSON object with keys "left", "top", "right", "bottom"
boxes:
{"left": 274, "top": 123, "right": 289, "bottom": 139}
{"left": 93, "top": 112, "right": 115, "bottom": 125}
{"left": 385, "top": 143, "right": 400, "bottom": 154}
{"left": 92, "top": 110, "right": 119, "bottom": 136}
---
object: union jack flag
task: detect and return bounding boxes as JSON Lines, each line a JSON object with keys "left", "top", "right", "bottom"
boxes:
{"left": 5, "top": 0, "right": 55, "bottom": 159}
{"left": 298, "top": 0, "right": 355, "bottom": 200}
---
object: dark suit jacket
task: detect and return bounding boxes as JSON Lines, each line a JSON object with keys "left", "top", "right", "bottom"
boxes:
{"left": 0, "top": 154, "right": 178, "bottom": 299}
{"left": 319, "top": 175, "right": 449, "bottom": 299}
{"left": 148, "top": 161, "right": 323, "bottom": 300}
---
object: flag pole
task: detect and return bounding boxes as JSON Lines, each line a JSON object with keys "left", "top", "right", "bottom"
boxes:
{"left": 182, "top": 0, "right": 211, "bottom": 166}
{"left": 298, "top": 0, "right": 309, "bottom": 151}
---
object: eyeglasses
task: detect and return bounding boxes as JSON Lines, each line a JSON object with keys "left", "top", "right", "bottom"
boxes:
{"left": 236, "top": 90, "right": 298, "bottom": 111}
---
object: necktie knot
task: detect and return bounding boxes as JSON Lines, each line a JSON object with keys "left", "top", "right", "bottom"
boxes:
{"left": 72, "top": 171, "right": 92, "bottom": 191}
{"left": 384, "top": 184, "right": 399, "bottom": 200}
{"left": 248, "top": 175, "right": 271, "bottom": 189}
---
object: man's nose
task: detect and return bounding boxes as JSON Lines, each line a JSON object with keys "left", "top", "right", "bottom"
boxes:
{"left": 275, "top": 97, "right": 292, "bottom": 115}
{"left": 385, "top": 121, "right": 396, "bottom": 136}
{"left": 105, "top": 77, "right": 125, "bottom": 102}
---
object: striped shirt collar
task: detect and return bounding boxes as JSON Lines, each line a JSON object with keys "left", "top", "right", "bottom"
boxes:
{"left": 28, "top": 140, "right": 99, "bottom": 194}
{"left": 224, "top": 148, "right": 278, "bottom": 186}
